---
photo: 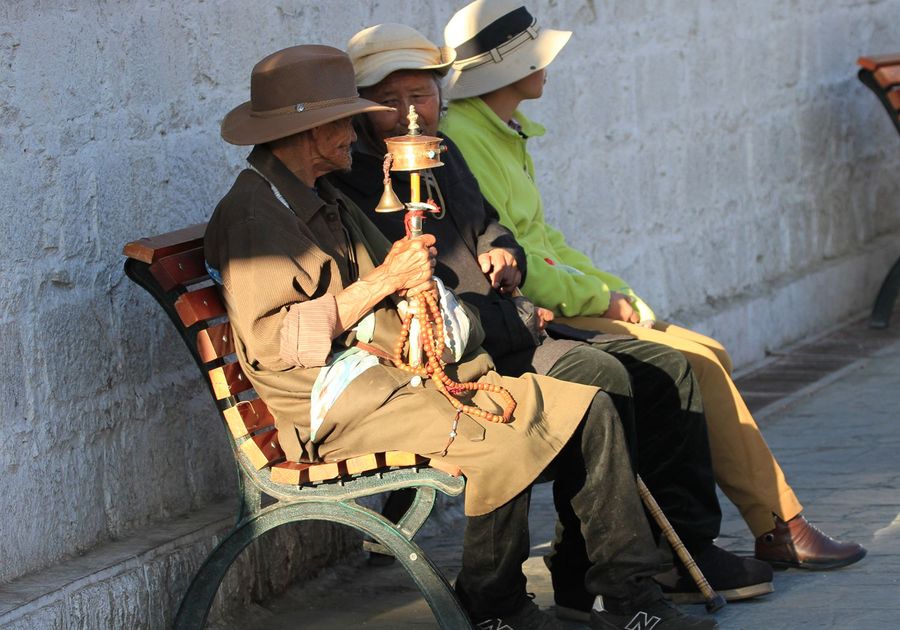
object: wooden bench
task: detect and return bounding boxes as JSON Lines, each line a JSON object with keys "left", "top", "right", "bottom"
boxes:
{"left": 857, "top": 53, "right": 900, "bottom": 328}
{"left": 123, "top": 224, "right": 472, "bottom": 629}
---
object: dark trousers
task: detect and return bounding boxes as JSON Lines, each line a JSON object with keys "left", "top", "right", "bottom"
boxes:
{"left": 549, "top": 340, "right": 721, "bottom": 549}
{"left": 539, "top": 341, "right": 721, "bottom": 610}
{"left": 455, "top": 392, "right": 666, "bottom": 618}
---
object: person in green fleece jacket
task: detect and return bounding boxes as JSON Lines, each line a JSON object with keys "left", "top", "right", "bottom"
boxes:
{"left": 440, "top": 0, "right": 866, "bottom": 580}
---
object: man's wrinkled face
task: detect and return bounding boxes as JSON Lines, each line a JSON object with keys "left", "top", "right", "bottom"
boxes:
{"left": 311, "top": 117, "right": 357, "bottom": 172}
{"left": 360, "top": 70, "right": 441, "bottom": 140}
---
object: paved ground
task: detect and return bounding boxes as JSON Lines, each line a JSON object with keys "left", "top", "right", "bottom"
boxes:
{"left": 214, "top": 312, "right": 900, "bottom": 629}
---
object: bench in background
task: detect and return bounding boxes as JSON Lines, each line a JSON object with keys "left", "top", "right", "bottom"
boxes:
{"left": 857, "top": 53, "right": 900, "bottom": 328}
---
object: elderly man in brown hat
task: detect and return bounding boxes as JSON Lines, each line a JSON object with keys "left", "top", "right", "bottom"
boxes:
{"left": 204, "top": 45, "right": 716, "bottom": 630}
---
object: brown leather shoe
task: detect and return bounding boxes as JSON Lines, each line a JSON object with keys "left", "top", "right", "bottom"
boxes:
{"left": 755, "top": 515, "right": 867, "bottom": 570}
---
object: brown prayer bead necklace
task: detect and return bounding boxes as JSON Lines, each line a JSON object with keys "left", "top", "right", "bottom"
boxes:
{"left": 391, "top": 286, "right": 516, "bottom": 424}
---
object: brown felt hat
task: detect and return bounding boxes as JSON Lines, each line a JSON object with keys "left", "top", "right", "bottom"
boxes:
{"left": 221, "top": 45, "right": 392, "bottom": 146}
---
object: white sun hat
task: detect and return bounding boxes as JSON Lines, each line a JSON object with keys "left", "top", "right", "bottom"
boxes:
{"left": 443, "top": 0, "right": 572, "bottom": 99}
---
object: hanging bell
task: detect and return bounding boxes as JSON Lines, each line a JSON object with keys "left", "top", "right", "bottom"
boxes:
{"left": 375, "top": 177, "right": 404, "bottom": 213}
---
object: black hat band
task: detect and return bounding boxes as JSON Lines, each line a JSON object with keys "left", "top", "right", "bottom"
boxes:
{"left": 454, "top": 6, "right": 536, "bottom": 61}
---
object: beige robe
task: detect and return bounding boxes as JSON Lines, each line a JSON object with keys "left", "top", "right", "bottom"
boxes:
{"left": 205, "top": 146, "right": 597, "bottom": 515}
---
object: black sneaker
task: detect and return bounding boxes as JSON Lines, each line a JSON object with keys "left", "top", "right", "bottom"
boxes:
{"left": 656, "top": 544, "right": 774, "bottom": 604}
{"left": 473, "top": 599, "right": 564, "bottom": 630}
{"left": 590, "top": 596, "right": 718, "bottom": 630}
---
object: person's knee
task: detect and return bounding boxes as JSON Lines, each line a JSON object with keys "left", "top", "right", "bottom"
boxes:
{"left": 549, "top": 345, "right": 632, "bottom": 397}
{"left": 683, "top": 343, "right": 733, "bottom": 385}
{"left": 712, "top": 344, "right": 734, "bottom": 375}
{"left": 582, "top": 391, "right": 635, "bottom": 463}
{"left": 648, "top": 343, "right": 695, "bottom": 385}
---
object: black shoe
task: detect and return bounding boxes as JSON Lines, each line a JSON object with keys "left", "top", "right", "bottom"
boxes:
{"left": 656, "top": 544, "right": 773, "bottom": 604}
{"left": 590, "top": 596, "right": 718, "bottom": 629}
{"left": 473, "top": 599, "right": 564, "bottom": 630}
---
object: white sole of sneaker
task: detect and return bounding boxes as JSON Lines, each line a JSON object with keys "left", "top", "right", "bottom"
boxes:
{"left": 665, "top": 581, "right": 774, "bottom": 604}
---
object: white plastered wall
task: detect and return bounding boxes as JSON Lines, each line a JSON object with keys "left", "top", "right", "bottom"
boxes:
{"left": 1, "top": 0, "right": 898, "bottom": 623}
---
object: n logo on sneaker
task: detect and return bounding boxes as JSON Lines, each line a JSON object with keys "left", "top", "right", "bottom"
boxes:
{"left": 476, "top": 619, "right": 513, "bottom": 630}
{"left": 624, "top": 611, "right": 662, "bottom": 630}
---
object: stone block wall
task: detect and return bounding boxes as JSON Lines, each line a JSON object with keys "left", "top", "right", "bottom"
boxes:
{"left": 1, "top": 0, "right": 898, "bottom": 623}
{"left": 529, "top": 0, "right": 900, "bottom": 366}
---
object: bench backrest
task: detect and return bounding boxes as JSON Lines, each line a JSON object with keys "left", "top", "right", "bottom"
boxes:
{"left": 858, "top": 53, "right": 900, "bottom": 136}
{"left": 123, "top": 224, "right": 440, "bottom": 487}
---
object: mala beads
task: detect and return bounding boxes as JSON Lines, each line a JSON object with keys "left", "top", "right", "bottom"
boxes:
{"left": 391, "top": 285, "right": 517, "bottom": 424}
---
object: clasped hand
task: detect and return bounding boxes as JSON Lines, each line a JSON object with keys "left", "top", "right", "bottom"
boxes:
{"left": 382, "top": 234, "right": 438, "bottom": 296}
{"left": 478, "top": 248, "right": 521, "bottom": 294}
{"left": 603, "top": 292, "right": 641, "bottom": 324}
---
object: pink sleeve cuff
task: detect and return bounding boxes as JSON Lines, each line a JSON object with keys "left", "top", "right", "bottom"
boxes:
{"left": 279, "top": 295, "right": 338, "bottom": 368}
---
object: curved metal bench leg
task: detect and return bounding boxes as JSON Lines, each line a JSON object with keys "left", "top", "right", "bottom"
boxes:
{"left": 365, "top": 486, "right": 438, "bottom": 557}
{"left": 397, "top": 486, "right": 438, "bottom": 538}
{"left": 870, "top": 255, "right": 900, "bottom": 328}
{"left": 173, "top": 500, "right": 472, "bottom": 630}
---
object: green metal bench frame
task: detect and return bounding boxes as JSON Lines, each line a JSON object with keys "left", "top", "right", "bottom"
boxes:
{"left": 123, "top": 224, "right": 472, "bottom": 629}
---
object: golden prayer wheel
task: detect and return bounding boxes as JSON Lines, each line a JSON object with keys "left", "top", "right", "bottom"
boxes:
{"left": 375, "top": 105, "right": 446, "bottom": 221}
{"left": 383, "top": 133, "right": 445, "bottom": 172}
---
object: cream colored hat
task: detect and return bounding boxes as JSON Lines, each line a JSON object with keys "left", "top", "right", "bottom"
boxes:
{"left": 348, "top": 23, "right": 456, "bottom": 88}
{"left": 443, "top": 0, "right": 571, "bottom": 99}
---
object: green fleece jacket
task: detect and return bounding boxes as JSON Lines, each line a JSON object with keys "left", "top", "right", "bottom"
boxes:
{"left": 440, "top": 97, "right": 655, "bottom": 321}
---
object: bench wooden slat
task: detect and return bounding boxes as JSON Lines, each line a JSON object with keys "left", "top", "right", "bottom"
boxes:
{"left": 197, "top": 322, "right": 235, "bottom": 363}
{"left": 175, "top": 286, "right": 225, "bottom": 327}
{"left": 887, "top": 90, "right": 900, "bottom": 112}
{"left": 309, "top": 461, "right": 344, "bottom": 482}
{"left": 222, "top": 399, "right": 275, "bottom": 439}
{"left": 240, "top": 428, "right": 284, "bottom": 470}
{"left": 858, "top": 54, "right": 900, "bottom": 138}
{"left": 209, "top": 362, "right": 254, "bottom": 400}
{"left": 858, "top": 53, "right": 900, "bottom": 71}
{"left": 123, "top": 223, "right": 207, "bottom": 264}
{"left": 270, "top": 461, "right": 315, "bottom": 485}
{"left": 344, "top": 453, "right": 382, "bottom": 475}
{"left": 269, "top": 460, "right": 342, "bottom": 484}
{"left": 384, "top": 451, "right": 426, "bottom": 467}
{"left": 873, "top": 65, "right": 900, "bottom": 89}
{"left": 150, "top": 247, "right": 208, "bottom": 293}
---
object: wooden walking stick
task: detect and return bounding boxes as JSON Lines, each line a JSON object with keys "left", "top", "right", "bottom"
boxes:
{"left": 636, "top": 475, "right": 727, "bottom": 613}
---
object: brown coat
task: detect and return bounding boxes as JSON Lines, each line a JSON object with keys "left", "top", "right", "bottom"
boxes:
{"left": 204, "top": 146, "right": 597, "bottom": 515}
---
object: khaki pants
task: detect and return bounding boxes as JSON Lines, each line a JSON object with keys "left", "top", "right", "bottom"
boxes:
{"left": 558, "top": 316, "right": 803, "bottom": 537}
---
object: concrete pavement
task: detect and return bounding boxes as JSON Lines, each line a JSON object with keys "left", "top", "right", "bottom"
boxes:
{"left": 212, "top": 315, "right": 900, "bottom": 629}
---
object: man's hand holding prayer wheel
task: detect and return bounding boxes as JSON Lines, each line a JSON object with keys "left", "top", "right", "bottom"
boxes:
{"left": 334, "top": 234, "right": 436, "bottom": 332}
{"left": 383, "top": 234, "right": 437, "bottom": 297}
